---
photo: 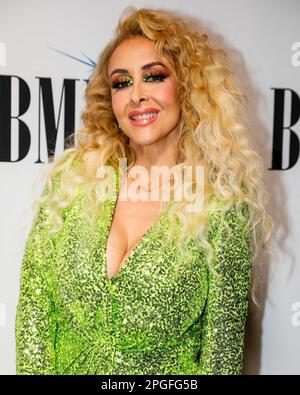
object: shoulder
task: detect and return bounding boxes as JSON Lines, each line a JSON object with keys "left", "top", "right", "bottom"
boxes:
{"left": 205, "top": 198, "right": 253, "bottom": 285}
{"left": 42, "top": 149, "right": 85, "bottom": 195}
{"left": 206, "top": 197, "right": 250, "bottom": 243}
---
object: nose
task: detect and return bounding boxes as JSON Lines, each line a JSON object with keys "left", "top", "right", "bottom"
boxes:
{"left": 129, "top": 80, "right": 149, "bottom": 105}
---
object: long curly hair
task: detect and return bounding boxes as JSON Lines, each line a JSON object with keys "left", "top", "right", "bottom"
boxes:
{"left": 34, "top": 6, "right": 276, "bottom": 306}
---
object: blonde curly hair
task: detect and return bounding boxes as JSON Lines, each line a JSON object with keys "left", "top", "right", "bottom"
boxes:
{"left": 34, "top": 6, "right": 276, "bottom": 306}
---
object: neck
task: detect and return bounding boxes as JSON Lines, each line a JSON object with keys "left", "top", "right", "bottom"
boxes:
{"left": 128, "top": 127, "right": 180, "bottom": 174}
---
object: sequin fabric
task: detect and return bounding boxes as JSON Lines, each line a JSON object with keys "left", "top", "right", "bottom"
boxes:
{"left": 15, "top": 159, "right": 252, "bottom": 375}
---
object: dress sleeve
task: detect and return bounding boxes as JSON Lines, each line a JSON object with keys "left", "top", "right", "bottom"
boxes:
{"left": 198, "top": 202, "right": 253, "bottom": 375}
{"left": 15, "top": 180, "right": 59, "bottom": 375}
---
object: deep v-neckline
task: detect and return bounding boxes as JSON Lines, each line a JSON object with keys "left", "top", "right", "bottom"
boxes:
{"left": 103, "top": 168, "right": 168, "bottom": 283}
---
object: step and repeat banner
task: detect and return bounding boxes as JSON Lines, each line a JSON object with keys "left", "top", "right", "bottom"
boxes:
{"left": 0, "top": 0, "right": 299, "bottom": 374}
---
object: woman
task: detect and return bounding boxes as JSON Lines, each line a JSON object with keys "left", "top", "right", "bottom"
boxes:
{"left": 15, "top": 7, "right": 273, "bottom": 375}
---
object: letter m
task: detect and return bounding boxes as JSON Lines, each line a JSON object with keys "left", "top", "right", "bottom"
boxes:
{"left": 36, "top": 77, "right": 79, "bottom": 162}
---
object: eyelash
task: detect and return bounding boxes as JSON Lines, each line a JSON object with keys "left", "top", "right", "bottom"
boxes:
{"left": 111, "top": 72, "right": 168, "bottom": 90}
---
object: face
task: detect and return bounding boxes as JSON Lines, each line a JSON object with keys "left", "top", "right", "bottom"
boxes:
{"left": 107, "top": 36, "right": 181, "bottom": 147}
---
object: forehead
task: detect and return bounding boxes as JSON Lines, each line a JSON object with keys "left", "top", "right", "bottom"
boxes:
{"left": 108, "top": 36, "right": 162, "bottom": 71}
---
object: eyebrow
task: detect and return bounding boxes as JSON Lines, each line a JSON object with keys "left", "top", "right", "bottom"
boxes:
{"left": 109, "top": 62, "right": 167, "bottom": 79}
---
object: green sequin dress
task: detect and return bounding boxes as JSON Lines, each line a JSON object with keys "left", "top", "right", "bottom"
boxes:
{"left": 15, "top": 160, "right": 253, "bottom": 375}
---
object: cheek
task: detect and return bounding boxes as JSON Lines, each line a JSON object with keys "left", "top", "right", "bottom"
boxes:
{"left": 156, "top": 83, "right": 179, "bottom": 109}
{"left": 111, "top": 95, "right": 123, "bottom": 117}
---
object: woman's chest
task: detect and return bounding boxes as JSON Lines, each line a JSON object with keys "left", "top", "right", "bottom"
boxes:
{"left": 105, "top": 197, "right": 165, "bottom": 281}
{"left": 51, "top": 198, "right": 209, "bottom": 342}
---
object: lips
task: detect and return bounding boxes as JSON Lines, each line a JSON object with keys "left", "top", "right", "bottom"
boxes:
{"left": 128, "top": 108, "right": 160, "bottom": 119}
{"left": 128, "top": 108, "right": 159, "bottom": 126}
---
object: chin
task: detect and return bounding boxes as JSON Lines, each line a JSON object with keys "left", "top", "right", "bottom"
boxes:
{"left": 131, "top": 139, "right": 158, "bottom": 147}
{"left": 128, "top": 134, "right": 162, "bottom": 146}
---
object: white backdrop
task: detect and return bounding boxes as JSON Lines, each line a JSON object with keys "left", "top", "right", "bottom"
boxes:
{"left": 0, "top": 0, "right": 299, "bottom": 375}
